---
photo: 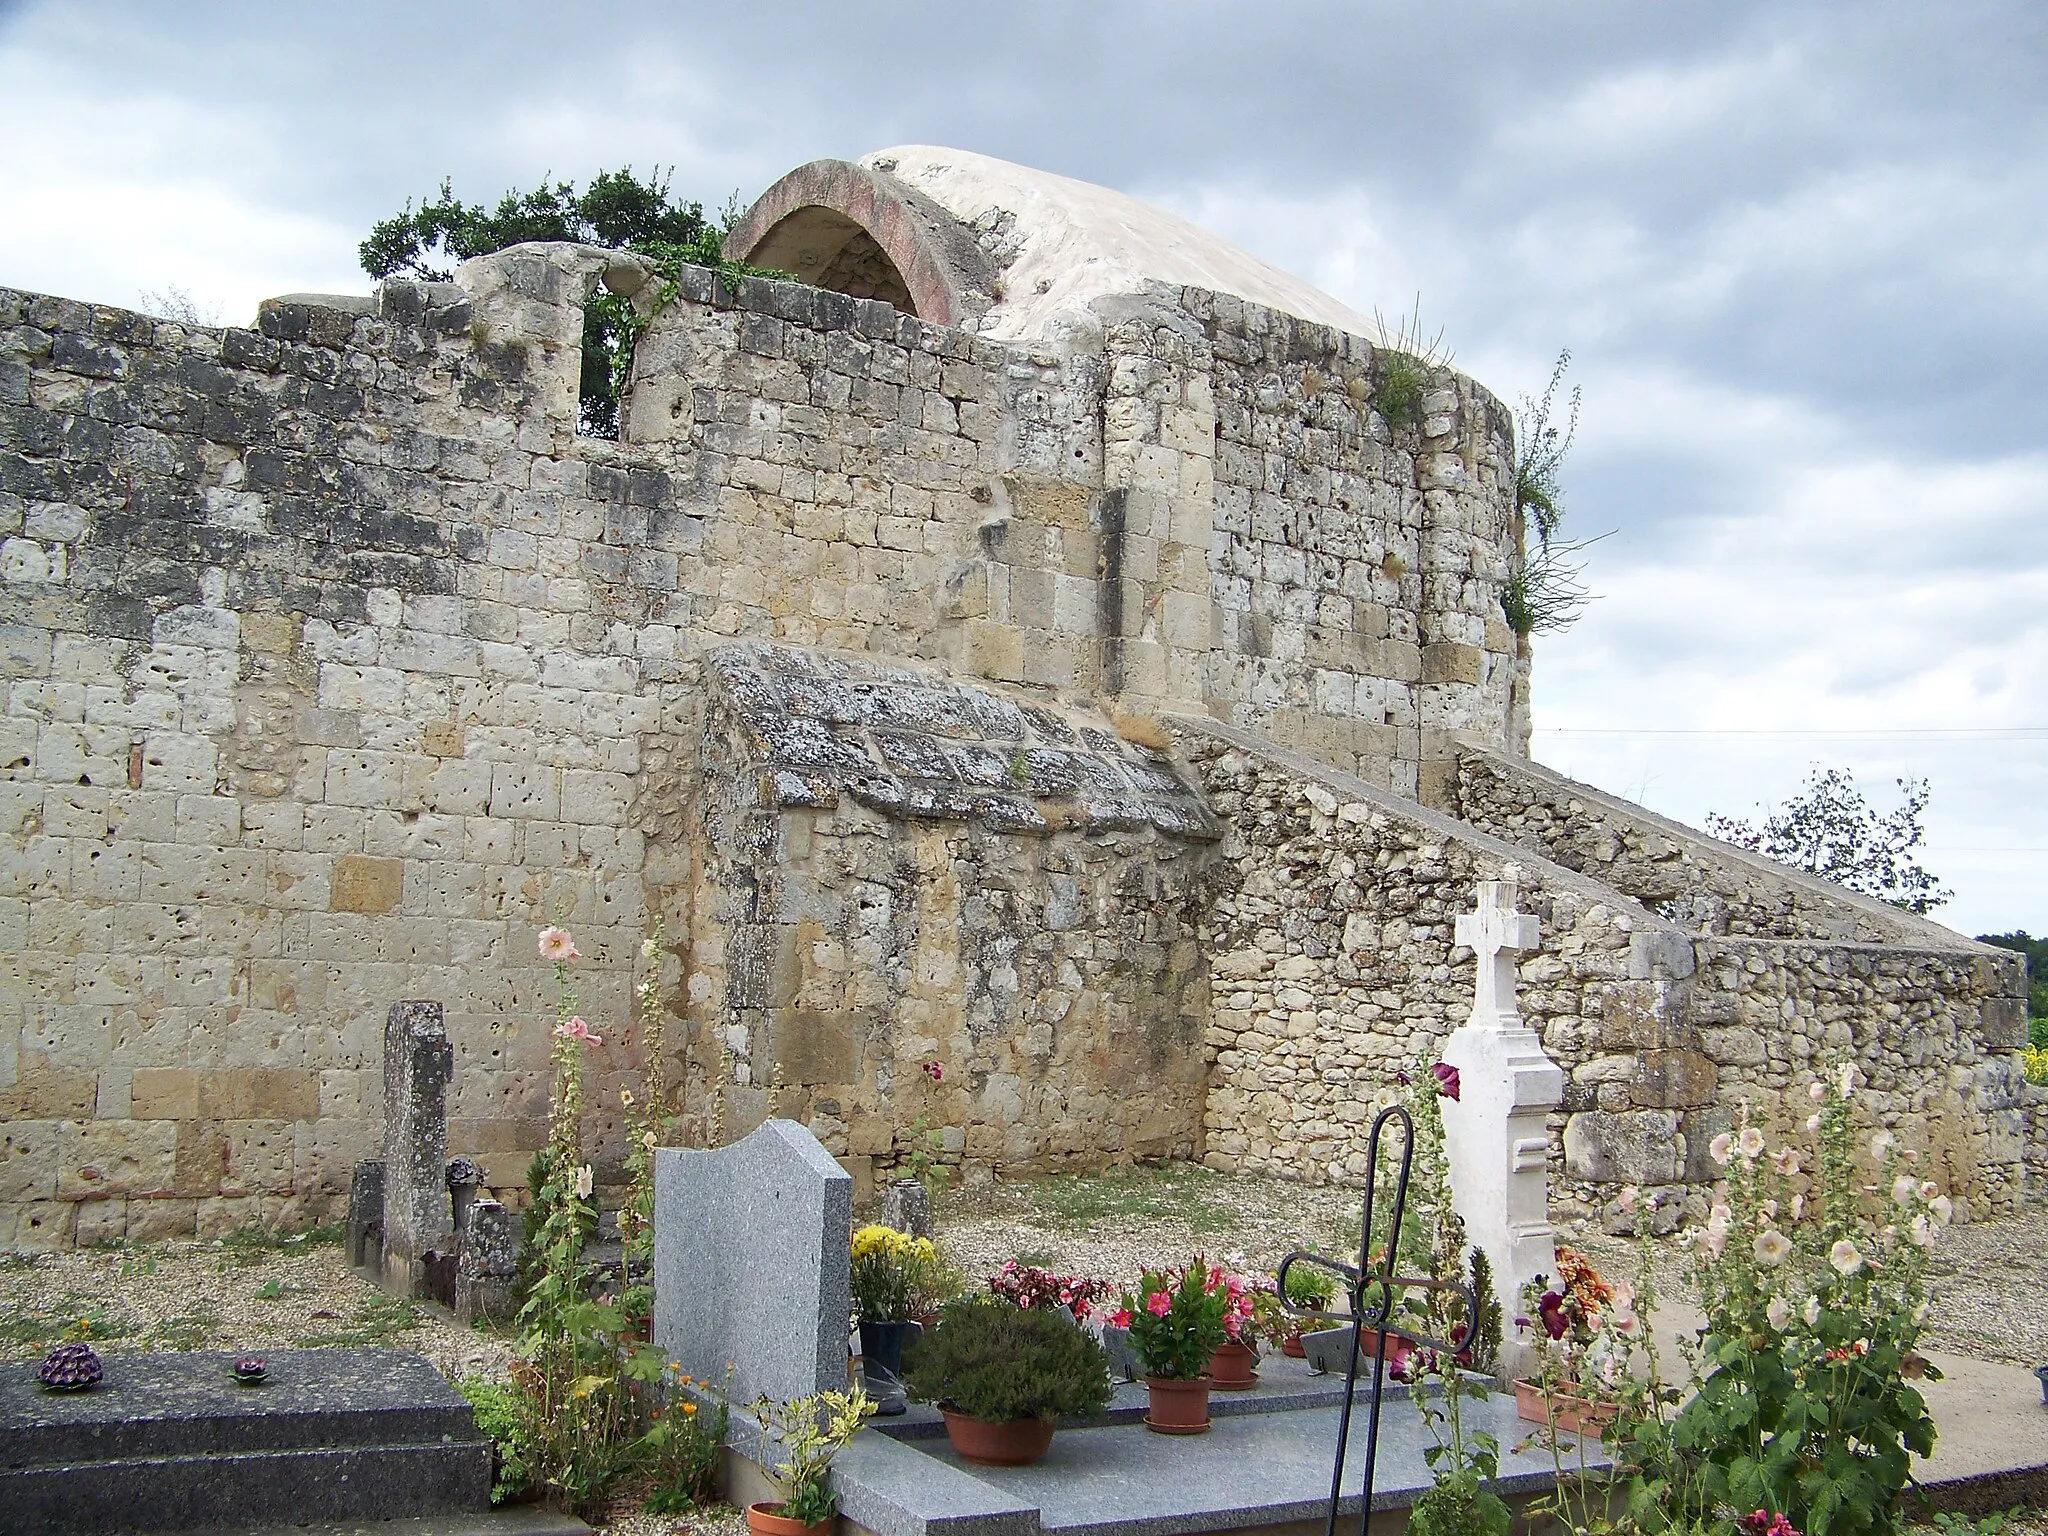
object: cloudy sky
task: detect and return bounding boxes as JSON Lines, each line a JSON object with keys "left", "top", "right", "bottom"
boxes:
{"left": 3, "top": 1, "right": 2043, "bottom": 936}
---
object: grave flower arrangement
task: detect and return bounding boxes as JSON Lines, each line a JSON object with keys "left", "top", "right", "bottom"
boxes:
{"left": 849, "top": 1224, "right": 939, "bottom": 1324}
{"left": 987, "top": 1260, "right": 1109, "bottom": 1321}
{"left": 746, "top": 1387, "right": 873, "bottom": 1535}
{"left": 902, "top": 1296, "right": 1114, "bottom": 1466}
{"left": 1113, "top": 1258, "right": 1231, "bottom": 1433}
{"left": 1534, "top": 1063, "right": 1952, "bottom": 1536}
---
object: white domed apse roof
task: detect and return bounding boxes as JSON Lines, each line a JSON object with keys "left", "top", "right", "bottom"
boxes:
{"left": 725, "top": 145, "right": 1387, "bottom": 346}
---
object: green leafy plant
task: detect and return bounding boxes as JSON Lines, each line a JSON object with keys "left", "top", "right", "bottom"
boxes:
{"left": 1500, "top": 347, "right": 1604, "bottom": 637}
{"left": 903, "top": 1296, "right": 1113, "bottom": 1423}
{"left": 641, "top": 1367, "right": 730, "bottom": 1515}
{"left": 496, "top": 924, "right": 670, "bottom": 1514}
{"left": 1708, "top": 767, "right": 1952, "bottom": 914}
{"left": 1281, "top": 1255, "right": 1338, "bottom": 1312}
{"left": 1114, "top": 1259, "right": 1229, "bottom": 1380}
{"left": 459, "top": 1376, "right": 533, "bottom": 1504}
{"left": 360, "top": 170, "right": 786, "bottom": 438}
{"left": 749, "top": 1388, "right": 873, "bottom": 1525}
{"left": 1545, "top": 1064, "right": 1952, "bottom": 1536}
{"left": 1369, "top": 297, "right": 1452, "bottom": 433}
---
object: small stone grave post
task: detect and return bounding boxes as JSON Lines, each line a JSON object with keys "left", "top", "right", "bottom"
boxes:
{"left": 380, "top": 1000, "right": 455, "bottom": 1298}
{"left": 1440, "top": 867, "right": 1564, "bottom": 1377}
{"left": 654, "top": 1119, "right": 852, "bottom": 1410}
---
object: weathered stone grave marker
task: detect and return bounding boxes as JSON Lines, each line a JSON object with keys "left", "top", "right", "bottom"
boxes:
{"left": 654, "top": 1119, "right": 851, "bottom": 1408}
{"left": 348, "top": 1001, "right": 515, "bottom": 1320}
{"left": 380, "top": 1000, "right": 455, "bottom": 1298}
{"left": 1440, "top": 865, "right": 1565, "bottom": 1373}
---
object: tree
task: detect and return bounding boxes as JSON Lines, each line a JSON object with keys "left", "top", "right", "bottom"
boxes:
{"left": 1705, "top": 766, "right": 1952, "bottom": 915}
{"left": 359, "top": 168, "right": 768, "bottom": 438}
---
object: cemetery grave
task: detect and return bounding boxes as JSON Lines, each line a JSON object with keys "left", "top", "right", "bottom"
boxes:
{"left": 8, "top": 878, "right": 2048, "bottom": 1536}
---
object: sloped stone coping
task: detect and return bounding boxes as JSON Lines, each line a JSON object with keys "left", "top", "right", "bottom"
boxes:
{"left": 711, "top": 644, "right": 1220, "bottom": 841}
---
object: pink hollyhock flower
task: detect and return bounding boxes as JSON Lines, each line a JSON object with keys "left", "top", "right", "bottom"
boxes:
{"left": 554, "top": 1016, "right": 602, "bottom": 1046}
{"left": 1709, "top": 1132, "right": 1736, "bottom": 1166}
{"left": 1737, "top": 1126, "right": 1766, "bottom": 1160}
{"left": 1770, "top": 1147, "right": 1802, "bottom": 1176}
{"left": 1430, "top": 1062, "right": 1461, "bottom": 1102}
{"left": 1146, "top": 1291, "right": 1172, "bottom": 1318}
{"left": 538, "top": 926, "right": 579, "bottom": 962}
{"left": 1829, "top": 1238, "right": 1863, "bottom": 1276}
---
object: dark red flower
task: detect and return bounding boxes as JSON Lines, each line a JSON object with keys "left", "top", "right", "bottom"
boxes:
{"left": 922, "top": 1060, "right": 943, "bottom": 1082}
{"left": 1431, "top": 1062, "right": 1461, "bottom": 1102}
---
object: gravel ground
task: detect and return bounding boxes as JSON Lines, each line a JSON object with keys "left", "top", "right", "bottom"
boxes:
{"left": 5, "top": 1168, "right": 2044, "bottom": 1529}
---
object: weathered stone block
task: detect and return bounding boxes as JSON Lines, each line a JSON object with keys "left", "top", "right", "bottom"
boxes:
{"left": 1632, "top": 1048, "right": 1718, "bottom": 1109}
{"left": 769, "top": 1010, "right": 859, "bottom": 1086}
{"left": 1599, "top": 979, "right": 1692, "bottom": 1051}
{"left": 331, "top": 854, "right": 403, "bottom": 914}
{"left": 1562, "top": 1109, "right": 1682, "bottom": 1184}
{"left": 195, "top": 1068, "right": 319, "bottom": 1121}
{"left": 56, "top": 1119, "right": 177, "bottom": 1198}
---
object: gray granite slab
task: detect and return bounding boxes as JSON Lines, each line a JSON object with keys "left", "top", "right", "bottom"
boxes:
{"left": 901, "top": 1392, "right": 1600, "bottom": 1536}
{"left": 815, "top": 1388, "right": 1605, "bottom": 1536}
{"left": 0, "top": 1348, "right": 479, "bottom": 1466}
{"left": 653, "top": 1120, "right": 851, "bottom": 1408}
{"left": 0, "top": 1347, "right": 490, "bottom": 1534}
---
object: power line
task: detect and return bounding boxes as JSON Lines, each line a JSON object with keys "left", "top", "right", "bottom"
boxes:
{"left": 1535, "top": 727, "right": 2048, "bottom": 738}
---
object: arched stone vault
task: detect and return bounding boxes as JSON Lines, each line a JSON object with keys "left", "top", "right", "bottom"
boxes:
{"left": 723, "top": 158, "right": 998, "bottom": 328}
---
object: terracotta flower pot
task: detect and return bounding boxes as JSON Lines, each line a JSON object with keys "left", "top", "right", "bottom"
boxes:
{"left": 1281, "top": 1322, "right": 1307, "bottom": 1358}
{"left": 1513, "top": 1378, "right": 1619, "bottom": 1438}
{"left": 1144, "top": 1374, "right": 1212, "bottom": 1434}
{"left": 744, "top": 1503, "right": 832, "bottom": 1536}
{"left": 1207, "top": 1340, "right": 1258, "bottom": 1391}
{"left": 940, "top": 1408, "right": 1058, "bottom": 1466}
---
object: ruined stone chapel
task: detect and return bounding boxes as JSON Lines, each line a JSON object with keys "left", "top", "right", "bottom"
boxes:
{"left": 0, "top": 146, "right": 2033, "bottom": 1251}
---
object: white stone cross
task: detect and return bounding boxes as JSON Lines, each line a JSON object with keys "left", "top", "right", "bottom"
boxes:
{"left": 1440, "top": 865, "right": 1564, "bottom": 1377}
{"left": 1453, "top": 863, "right": 1541, "bottom": 1030}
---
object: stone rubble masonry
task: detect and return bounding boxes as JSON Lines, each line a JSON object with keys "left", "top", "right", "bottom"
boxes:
{"left": 0, "top": 229, "right": 1527, "bottom": 1247}
{"left": 1185, "top": 718, "right": 2034, "bottom": 1221}
{"left": 684, "top": 644, "right": 1218, "bottom": 1196}
{"left": 4, "top": 220, "right": 2018, "bottom": 1248}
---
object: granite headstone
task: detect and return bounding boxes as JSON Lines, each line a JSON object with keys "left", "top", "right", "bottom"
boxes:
{"left": 654, "top": 1120, "right": 851, "bottom": 1409}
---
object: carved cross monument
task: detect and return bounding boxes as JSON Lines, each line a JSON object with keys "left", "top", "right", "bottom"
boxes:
{"left": 1440, "top": 866, "right": 1564, "bottom": 1374}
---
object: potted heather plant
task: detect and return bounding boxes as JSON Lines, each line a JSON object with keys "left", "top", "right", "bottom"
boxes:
{"left": 1111, "top": 1259, "right": 1230, "bottom": 1433}
{"left": 744, "top": 1388, "right": 872, "bottom": 1536}
{"left": 903, "top": 1296, "right": 1113, "bottom": 1466}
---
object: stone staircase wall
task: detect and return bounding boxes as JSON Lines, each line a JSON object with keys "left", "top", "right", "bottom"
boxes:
{"left": 1183, "top": 719, "right": 2036, "bottom": 1221}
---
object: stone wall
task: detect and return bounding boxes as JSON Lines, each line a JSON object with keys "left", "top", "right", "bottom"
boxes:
{"left": 682, "top": 645, "right": 1219, "bottom": 1195}
{"left": 0, "top": 235, "right": 1537, "bottom": 1247}
{"left": 1183, "top": 719, "right": 2035, "bottom": 1221}
{"left": 1195, "top": 292, "right": 1526, "bottom": 799}
{"left": 1445, "top": 743, "right": 1948, "bottom": 943}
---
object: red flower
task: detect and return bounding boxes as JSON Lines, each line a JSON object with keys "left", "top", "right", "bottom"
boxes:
{"left": 1146, "top": 1291, "right": 1173, "bottom": 1318}
{"left": 1431, "top": 1062, "right": 1461, "bottom": 1101}
{"left": 1109, "top": 1309, "right": 1132, "bottom": 1329}
{"left": 922, "top": 1060, "right": 943, "bottom": 1082}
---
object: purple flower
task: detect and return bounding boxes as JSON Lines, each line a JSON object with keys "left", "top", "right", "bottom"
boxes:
{"left": 1431, "top": 1062, "right": 1461, "bottom": 1102}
